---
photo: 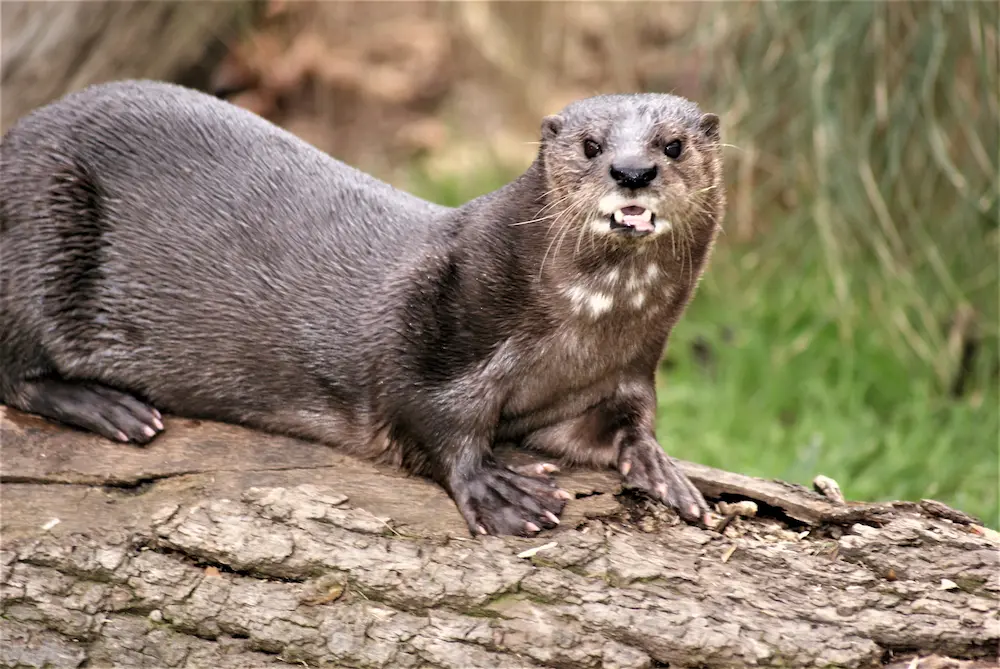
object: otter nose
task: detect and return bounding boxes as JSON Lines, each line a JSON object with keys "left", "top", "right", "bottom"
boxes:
{"left": 609, "top": 163, "right": 658, "bottom": 189}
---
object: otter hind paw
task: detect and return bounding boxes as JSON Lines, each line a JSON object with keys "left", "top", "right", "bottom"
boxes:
{"left": 14, "top": 378, "right": 164, "bottom": 445}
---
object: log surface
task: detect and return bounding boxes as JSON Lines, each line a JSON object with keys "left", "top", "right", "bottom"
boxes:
{"left": 1, "top": 406, "right": 997, "bottom": 669}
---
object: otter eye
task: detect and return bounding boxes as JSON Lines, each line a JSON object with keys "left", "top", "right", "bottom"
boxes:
{"left": 664, "top": 139, "right": 683, "bottom": 160}
{"left": 583, "top": 139, "right": 602, "bottom": 159}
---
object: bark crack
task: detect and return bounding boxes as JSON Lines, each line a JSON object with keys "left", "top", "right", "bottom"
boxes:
{"left": 2, "top": 465, "right": 345, "bottom": 492}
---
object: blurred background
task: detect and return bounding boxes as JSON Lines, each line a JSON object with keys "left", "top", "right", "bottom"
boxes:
{"left": 3, "top": 0, "right": 997, "bottom": 526}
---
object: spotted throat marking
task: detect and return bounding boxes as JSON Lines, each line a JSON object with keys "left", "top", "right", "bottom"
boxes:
{"left": 564, "top": 261, "right": 666, "bottom": 318}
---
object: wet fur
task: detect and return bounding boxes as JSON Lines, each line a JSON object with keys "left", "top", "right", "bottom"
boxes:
{"left": 0, "top": 81, "right": 725, "bottom": 536}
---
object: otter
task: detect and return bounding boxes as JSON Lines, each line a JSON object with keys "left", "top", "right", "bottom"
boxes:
{"left": 0, "top": 80, "right": 725, "bottom": 537}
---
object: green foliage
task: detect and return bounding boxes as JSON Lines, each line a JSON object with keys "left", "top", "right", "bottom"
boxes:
{"left": 691, "top": 1, "right": 999, "bottom": 389}
{"left": 681, "top": 0, "right": 999, "bottom": 525}
{"left": 659, "top": 239, "right": 998, "bottom": 528}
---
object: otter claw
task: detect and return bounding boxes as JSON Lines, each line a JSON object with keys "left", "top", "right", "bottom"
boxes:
{"left": 618, "top": 439, "right": 710, "bottom": 524}
{"left": 511, "top": 461, "right": 562, "bottom": 478}
{"left": 453, "top": 463, "right": 567, "bottom": 537}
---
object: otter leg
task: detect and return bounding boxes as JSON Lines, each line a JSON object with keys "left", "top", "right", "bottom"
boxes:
{"left": 611, "top": 378, "right": 711, "bottom": 524}
{"left": 526, "top": 378, "right": 712, "bottom": 525}
{"left": 6, "top": 378, "right": 164, "bottom": 445}
{"left": 394, "top": 395, "right": 569, "bottom": 536}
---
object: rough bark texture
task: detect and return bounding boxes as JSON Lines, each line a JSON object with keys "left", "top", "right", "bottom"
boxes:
{"left": 1, "top": 405, "right": 997, "bottom": 669}
{"left": 0, "top": 0, "right": 258, "bottom": 132}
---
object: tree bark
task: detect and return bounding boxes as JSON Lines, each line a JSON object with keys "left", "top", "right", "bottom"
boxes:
{"left": 0, "top": 0, "right": 258, "bottom": 132}
{"left": 1, "top": 405, "right": 997, "bottom": 669}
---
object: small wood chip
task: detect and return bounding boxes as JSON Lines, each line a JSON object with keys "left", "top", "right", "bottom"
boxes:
{"left": 303, "top": 583, "right": 345, "bottom": 606}
{"left": 813, "top": 475, "right": 846, "bottom": 504}
{"left": 721, "top": 545, "right": 738, "bottom": 563}
{"left": 517, "top": 541, "right": 557, "bottom": 559}
{"left": 970, "top": 525, "right": 1000, "bottom": 545}
{"left": 939, "top": 579, "right": 959, "bottom": 591}
{"left": 41, "top": 518, "right": 61, "bottom": 531}
{"left": 204, "top": 566, "right": 222, "bottom": 577}
{"left": 717, "top": 500, "right": 758, "bottom": 518}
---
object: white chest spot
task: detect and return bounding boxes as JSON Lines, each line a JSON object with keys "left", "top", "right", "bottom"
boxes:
{"left": 564, "top": 283, "right": 614, "bottom": 319}
{"left": 626, "top": 262, "right": 662, "bottom": 292}
{"left": 631, "top": 291, "right": 647, "bottom": 309}
{"left": 586, "top": 292, "right": 614, "bottom": 317}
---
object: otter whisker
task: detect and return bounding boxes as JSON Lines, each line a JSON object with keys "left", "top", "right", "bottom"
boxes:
{"left": 551, "top": 195, "right": 592, "bottom": 270}
{"left": 539, "top": 200, "right": 581, "bottom": 278}
{"left": 535, "top": 190, "right": 575, "bottom": 216}
{"left": 510, "top": 210, "right": 562, "bottom": 227}
{"left": 551, "top": 197, "right": 589, "bottom": 269}
{"left": 538, "top": 191, "right": 581, "bottom": 260}
{"left": 573, "top": 206, "right": 591, "bottom": 260}
{"left": 573, "top": 186, "right": 602, "bottom": 260}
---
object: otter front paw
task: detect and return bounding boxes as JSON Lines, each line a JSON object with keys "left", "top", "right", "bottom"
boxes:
{"left": 452, "top": 463, "right": 571, "bottom": 537}
{"left": 619, "top": 439, "right": 711, "bottom": 525}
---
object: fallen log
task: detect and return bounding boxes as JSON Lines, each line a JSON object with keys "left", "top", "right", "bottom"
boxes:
{"left": 1, "top": 406, "right": 997, "bottom": 669}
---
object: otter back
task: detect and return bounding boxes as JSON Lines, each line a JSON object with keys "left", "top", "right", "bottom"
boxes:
{"left": 1, "top": 79, "right": 448, "bottom": 423}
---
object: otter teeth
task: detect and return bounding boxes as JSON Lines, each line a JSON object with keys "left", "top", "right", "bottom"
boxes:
{"left": 611, "top": 206, "right": 655, "bottom": 231}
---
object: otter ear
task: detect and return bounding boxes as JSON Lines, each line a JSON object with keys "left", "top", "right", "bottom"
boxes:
{"left": 541, "top": 115, "right": 564, "bottom": 141}
{"left": 699, "top": 113, "right": 720, "bottom": 141}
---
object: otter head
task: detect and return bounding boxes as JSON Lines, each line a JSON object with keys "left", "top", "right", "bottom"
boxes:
{"left": 539, "top": 94, "right": 723, "bottom": 244}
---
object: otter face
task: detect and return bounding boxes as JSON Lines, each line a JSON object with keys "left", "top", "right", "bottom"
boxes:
{"left": 539, "top": 94, "right": 723, "bottom": 243}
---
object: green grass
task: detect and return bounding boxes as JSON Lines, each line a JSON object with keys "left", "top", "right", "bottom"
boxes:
{"left": 658, "top": 233, "right": 998, "bottom": 529}
{"left": 669, "top": 0, "right": 999, "bottom": 526}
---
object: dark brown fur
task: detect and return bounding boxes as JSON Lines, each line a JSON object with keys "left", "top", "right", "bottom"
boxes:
{"left": 0, "top": 81, "right": 724, "bottom": 536}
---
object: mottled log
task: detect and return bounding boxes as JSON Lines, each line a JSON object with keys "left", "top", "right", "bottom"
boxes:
{"left": 1, "top": 406, "right": 997, "bottom": 669}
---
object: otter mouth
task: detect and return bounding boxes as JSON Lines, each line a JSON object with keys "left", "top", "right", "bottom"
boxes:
{"left": 610, "top": 205, "right": 655, "bottom": 236}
